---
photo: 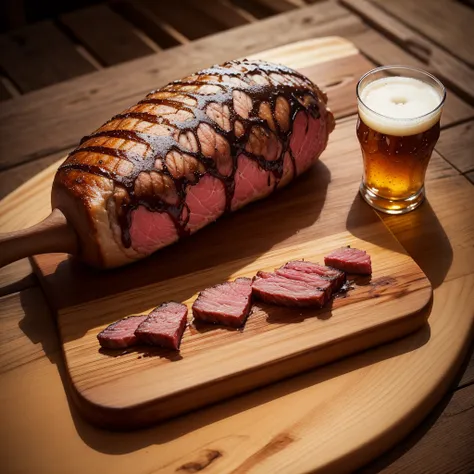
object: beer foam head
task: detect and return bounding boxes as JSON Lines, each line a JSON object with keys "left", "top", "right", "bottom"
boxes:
{"left": 358, "top": 76, "right": 444, "bottom": 136}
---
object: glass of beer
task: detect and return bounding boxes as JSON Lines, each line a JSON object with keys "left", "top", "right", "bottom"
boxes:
{"left": 356, "top": 66, "right": 446, "bottom": 214}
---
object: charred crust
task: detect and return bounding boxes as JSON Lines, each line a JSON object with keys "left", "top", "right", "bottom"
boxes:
{"left": 55, "top": 59, "right": 333, "bottom": 257}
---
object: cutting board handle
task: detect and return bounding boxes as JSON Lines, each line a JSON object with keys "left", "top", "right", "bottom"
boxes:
{"left": 0, "top": 208, "right": 78, "bottom": 268}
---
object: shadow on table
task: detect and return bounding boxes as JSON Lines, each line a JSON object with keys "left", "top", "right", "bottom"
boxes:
{"left": 18, "top": 277, "right": 432, "bottom": 457}
{"left": 346, "top": 193, "right": 453, "bottom": 289}
{"left": 356, "top": 340, "right": 474, "bottom": 474}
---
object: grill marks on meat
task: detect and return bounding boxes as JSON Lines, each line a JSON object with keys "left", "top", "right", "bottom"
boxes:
{"left": 192, "top": 277, "right": 253, "bottom": 328}
{"left": 97, "top": 315, "right": 148, "bottom": 349}
{"left": 56, "top": 60, "right": 332, "bottom": 263}
{"left": 324, "top": 247, "right": 372, "bottom": 275}
{"left": 135, "top": 302, "right": 188, "bottom": 350}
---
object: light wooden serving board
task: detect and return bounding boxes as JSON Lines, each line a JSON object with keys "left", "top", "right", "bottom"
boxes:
{"left": 18, "top": 38, "right": 431, "bottom": 429}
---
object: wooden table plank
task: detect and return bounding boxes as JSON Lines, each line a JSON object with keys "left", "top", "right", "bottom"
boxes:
{"left": 465, "top": 171, "right": 474, "bottom": 185}
{"left": 0, "top": 288, "right": 58, "bottom": 374}
{"left": 0, "top": 20, "right": 96, "bottom": 93}
{"left": 186, "top": 0, "right": 254, "bottom": 28}
{"left": 0, "top": 149, "right": 68, "bottom": 200}
{"left": 60, "top": 5, "right": 157, "bottom": 66}
{"left": 457, "top": 347, "right": 474, "bottom": 389}
{"left": 435, "top": 121, "right": 474, "bottom": 174}
{"left": 254, "top": 0, "right": 298, "bottom": 13}
{"left": 0, "top": 259, "right": 36, "bottom": 298}
{"left": 229, "top": 0, "right": 275, "bottom": 18}
{"left": 139, "top": 0, "right": 228, "bottom": 40}
{"left": 381, "top": 153, "right": 474, "bottom": 287}
{"left": 341, "top": 0, "right": 474, "bottom": 104}
{"left": 363, "top": 384, "right": 474, "bottom": 473}
{"left": 370, "top": 0, "right": 474, "bottom": 68}
{"left": 0, "top": 1, "right": 362, "bottom": 170}
{"left": 111, "top": 1, "right": 187, "bottom": 48}
{"left": 0, "top": 78, "right": 13, "bottom": 101}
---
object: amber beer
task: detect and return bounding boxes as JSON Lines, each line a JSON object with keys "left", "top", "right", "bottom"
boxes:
{"left": 356, "top": 66, "right": 446, "bottom": 214}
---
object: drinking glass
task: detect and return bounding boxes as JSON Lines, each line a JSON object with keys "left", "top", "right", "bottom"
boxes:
{"left": 356, "top": 66, "right": 446, "bottom": 214}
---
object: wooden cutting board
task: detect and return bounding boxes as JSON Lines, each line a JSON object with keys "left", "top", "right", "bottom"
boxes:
{"left": 14, "top": 37, "right": 431, "bottom": 429}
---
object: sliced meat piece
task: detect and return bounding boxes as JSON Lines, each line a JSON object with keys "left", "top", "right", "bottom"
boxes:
{"left": 192, "top": 277, "right": 252, "bottom": 328}
{"left": 97, "top": 315, "right": 148, "bottom": 349}
{"left": 135, "top": 302, "right": 188, "bottom": 350}
{"left": 275, "top": 267, "right": 332, "bottom": 300}
{"left": 282, "top": 260, "right": 346, "bottom": 292}
{"left": 324, "top": 247, "right": 372, "bottom": 275}
{"left": 252, "top": 271, "right": 327, "bottom": 307}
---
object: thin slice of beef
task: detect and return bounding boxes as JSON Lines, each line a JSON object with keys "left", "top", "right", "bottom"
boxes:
{"left": 324, "top": 247, "right": 372, "bottom": 275}
{"left": 275, "top": 267, "right": 332, "bottom": 300}
{"left": 97, "top": 315, "right": 148, "bottom": 349}
{"left": 282, "top": 260, "right": 346, "bottom": 292}
{"left": 135, "top": 302, "right": 188, "bottom": 350}
{"left": 252, "top": 271, "right": 327, "bottom": 307}
{"left": 192, "top": 277, "right": 252, "bottom": 328}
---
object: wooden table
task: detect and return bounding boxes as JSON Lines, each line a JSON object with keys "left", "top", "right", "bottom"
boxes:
{"left": 0, "top": 1, "right": 473, "bottom": 472}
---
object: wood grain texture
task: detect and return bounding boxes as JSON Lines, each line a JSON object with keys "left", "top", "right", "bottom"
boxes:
{"left": 0, "top": 149, "right": 69, "bottom": 200}
{"left": 254, "top": 0, "right": 297, "bottom": 13}
{"left": 381, "top": 152, "right": 474, "bottom": 288}
{"left": 341, "top": 0, "right": 474, "bottom": 104}
{"left": 0, "top": 287, "right": 59, "bottom": 374}
{"left": 435, "top": 120, "right": 474, "bottom": 174}
{"left": 466, "top": 171, "right": 474, "bottom": 185}
{"left": 229, "top": 0, "right": 275, "bottom": 18}
{"left": 0, "top": 79, "right": 12, "bottom": 101}
{"left": 371, "top": 0, "right": 474, "bottom": 68}
{"left": 458, "top": 349, "right": 474, "bottom": 389}
{"left": 111, "top": 1, "right": 186, "bottom": 48}
{"left": 362, "top": 384, "right": 474, "bottom": 473}
{"left": 186, "top": 0, "right": 254, "bottom": 28}
{"left": 0, "top": 20, "right": 96, "bottom": 93}
{"left": 139, "top": 0, "right": 228, "bottom": 40}
{"left": 0, "top": 259, "right": 36, "bottom": 297}
{"left": 60, "top": 4, "right": 157, "bottom": 66}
